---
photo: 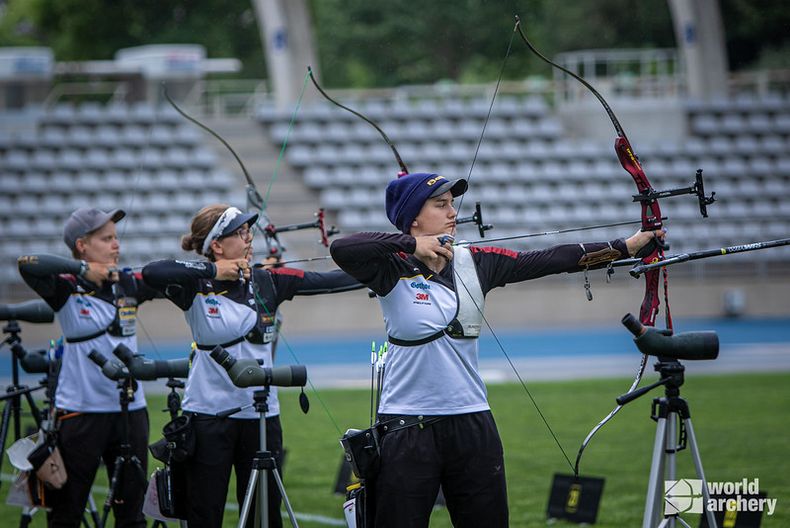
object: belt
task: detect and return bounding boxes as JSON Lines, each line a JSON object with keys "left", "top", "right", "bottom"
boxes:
{"left": 387, "top": 328, "right": 447, "bottom": 347}
{"left": 376, "top": 414, "right": 447, "bottom": 436}
{"left": 65, "top": 328, "right": 108, "bottom": 343}
{"left": 194, "top": 335, "right": 246, "bottom": 351}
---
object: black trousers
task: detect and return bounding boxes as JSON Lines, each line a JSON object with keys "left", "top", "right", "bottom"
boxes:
{"left": 185, "top": 414, "right": 284, "bottom": 528}
{"left": 48, "top": 408, "right": 150, "bottom": 528}
{"left": 374, "top": 410, "right": 508, "bottom": 528}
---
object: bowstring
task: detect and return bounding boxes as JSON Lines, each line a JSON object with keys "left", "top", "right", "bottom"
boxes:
{"left": 119, "top": 103, "right": 164, "bottom": 361}
{"left": 247, "top": 268, "right": 343, "bottom": 436}
{"left": 260, "top": 70, "right": 311, "bottom": 213}
{"left": 455, "top": 21, "right": 517, "bottom": 217}
{"left": 448, "top": 19, "right": 577, "bottom": 471}
{"left": 451, "top": 254, "right": 575, "bottom": 473}
{"left": 248, "top": 71, "right": 344, "bottom": 434}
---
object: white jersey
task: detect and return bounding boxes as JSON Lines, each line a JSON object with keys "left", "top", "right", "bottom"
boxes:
{"left": 182, "top": 289, "right": 280, "bottom": 419}
{"left": 141, "top": 260, "right": 361, "bottom": 420}
{"left": 56, "top": 282, "right": 146, "bottom": 412}
{"left": 378, "top": 272, "right": 488, "bottom": 415}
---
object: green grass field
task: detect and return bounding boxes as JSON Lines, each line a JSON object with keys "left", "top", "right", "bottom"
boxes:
{"left": 1, "top": 372, "right": 787, "bottom": 527}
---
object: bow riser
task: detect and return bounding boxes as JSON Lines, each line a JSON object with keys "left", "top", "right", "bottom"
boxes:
{"left": 639, "top": 270, "right": 661, "bottom": 326}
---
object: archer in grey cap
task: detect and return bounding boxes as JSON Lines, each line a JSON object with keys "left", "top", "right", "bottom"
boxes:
{"left": 63, "top": 208, "right": 126, "bottom": 251}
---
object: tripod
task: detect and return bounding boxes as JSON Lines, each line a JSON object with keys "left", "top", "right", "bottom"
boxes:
{"left": 236, "top": 387, "right": 298, "bottom": 528}
{"left": 100, "top": 377, "right": 146, "bottom": 528}
{"left": 1, "top": 321, "right": 47, "bottom": 528}
{"left": 151, "top": 377, "right": 188, "bottom": 528}
{"left": 1, "top": 321, "right": 45, "bottom": 466}
{"left": 619, "top": 360, "right": 718, "bottom": 528}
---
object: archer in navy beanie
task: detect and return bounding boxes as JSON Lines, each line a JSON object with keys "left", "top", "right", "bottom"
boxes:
{"left": 385, "top": 173, "right": 468, "bottom": 234}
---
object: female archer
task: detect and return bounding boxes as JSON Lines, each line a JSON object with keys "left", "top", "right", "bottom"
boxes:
{"left": 330, "top": 172, "right": 664, "bottom": 527}
{"left": 142, "top": 203, "right": 361, "bottom": 528}
{"left": 18, "top": 207, "right": 156, "bottom": 528}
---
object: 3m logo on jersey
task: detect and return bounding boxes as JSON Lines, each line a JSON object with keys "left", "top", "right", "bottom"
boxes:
{"left": 415, "top": 293, "right": 429, "bottom": 301}
{"left": 205, "top": 297, "right": 221, "bottom": 318}
{"left": 76, "top": 297, "right": 93, "bottom": 317}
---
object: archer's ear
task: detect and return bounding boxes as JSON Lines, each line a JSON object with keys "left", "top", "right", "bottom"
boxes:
{"left": 210, "top": 239, "right": 224, "bottom": 258}
{"left": 411, "top": 220, "right": 419, "bottom": 227}
{"left": 74, "top": 238, "right": 87, "bottom": 258}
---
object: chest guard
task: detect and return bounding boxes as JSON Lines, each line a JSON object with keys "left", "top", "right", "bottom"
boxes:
{"left": 107, "top": 271, "right": 139, "bottom": 337}
{"left": 193, "top": 272, "right": 280, "bottom": 350}
{"left": 388, "top": 245, "right": 484, "bottom": 346}
{"left": 445, "top": 245, "right": 484, "bottom": 338}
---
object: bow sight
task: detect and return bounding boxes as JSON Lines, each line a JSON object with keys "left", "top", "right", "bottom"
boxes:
{"left": 631, "top": 169, "right": 716, "bottom": 218}
{"left": 455, "top": 202, "right": 493, "bottom": 238}
{"left": 256, "top": 208, "right": 340, "bottom": 258}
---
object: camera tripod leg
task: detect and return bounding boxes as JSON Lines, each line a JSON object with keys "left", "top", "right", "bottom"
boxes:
{"left": 101, "top": 454, "right": 125, "bottom": 527}
{"left": 100, "top": 453, "right": 145, "bottom": 527}
{"left": 85, "top": 493, "right": 101, "bottom": 528}
{"left": 18, "top": 508, "right": 34, "bottom": 528}
{"left": 238, "top": 467, "right": 261, "bottom": 528}
{"left": 644, "top": 411, "right": 718, "bottom": 528}
{"left": 238, "top": 464, "right": 299, "bottom": 528}
{"left": 22, "top": 391, "right": 41, "bottom": 428}
{"left": 684, "top": 419, "right": 717, "bottom": 528}
{"left": 0, "top": 400, "right": 13, "bottom": 473}
{"left": 644, "top": 416, "right": 669, "bottom": 527}
{"left": 272, "top": 466, "right": 298, "bottom": 528}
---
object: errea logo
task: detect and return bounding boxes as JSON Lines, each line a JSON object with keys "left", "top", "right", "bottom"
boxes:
{"left": 426, "top": 176, "right": 445, "bottom": 186}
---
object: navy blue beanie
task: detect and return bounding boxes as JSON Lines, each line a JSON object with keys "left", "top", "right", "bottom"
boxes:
{"left": 385, "top": 173, "right": 468, "bottom": 233}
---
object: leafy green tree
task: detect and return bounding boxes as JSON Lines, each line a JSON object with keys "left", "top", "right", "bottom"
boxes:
{"left": 1, "top": 0, "right": 265, "bottom": 77}
{"left": 0, "top": 0, "right": 786, "bottom": 88}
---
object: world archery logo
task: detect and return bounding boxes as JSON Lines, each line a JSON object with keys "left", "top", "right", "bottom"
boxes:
{"left": 664, "top": 479, "right": 703, "bottom": 514}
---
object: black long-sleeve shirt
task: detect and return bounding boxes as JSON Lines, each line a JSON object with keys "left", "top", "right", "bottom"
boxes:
{"left": 329, "top": 232, "right": 630, "bottom": 415}
{"left": 141, "top": 259, "right": 363, "bottom": 418}
{"left": 17, "top": 253, "right": 159, "bottom": 412}
{"left": 330, "top": 232, "right": 629, "bottom": 296}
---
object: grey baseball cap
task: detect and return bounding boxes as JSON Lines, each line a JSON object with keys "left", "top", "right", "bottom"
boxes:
{"left": 63, "top": 207, "right": 126, "bottom": 250}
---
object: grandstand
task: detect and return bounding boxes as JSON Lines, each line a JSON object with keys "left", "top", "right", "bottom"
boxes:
{"left": 258, "top": 87, "right": 790, "bottom": 263}
{"left": 2, "top": 44, "right": 790, "bottom": 333}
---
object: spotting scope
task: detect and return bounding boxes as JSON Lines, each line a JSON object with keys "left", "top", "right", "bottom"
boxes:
{"left": 87, "top": 349, "right": 130, "bottom": 380}
{"left": 209, "top": 345, "right": 307, "bottom": 388}
{"left": 112, "top": 343, "right": 190, "bottom": 380}
{"left": 0, "top": 300, "right": 54, "bottom": 323}
{"left": 622, "top": 313, "right": 719, "bottom": 361}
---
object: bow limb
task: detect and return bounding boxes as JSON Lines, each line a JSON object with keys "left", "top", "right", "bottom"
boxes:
{"left": 514, "top": 16, "right": 669, "bottom": 477}
{"left": 307, "top": 66, "right": 409, "bottom": 176}
{"left": 163, "top": 86, "right": 264, "bottom": 209}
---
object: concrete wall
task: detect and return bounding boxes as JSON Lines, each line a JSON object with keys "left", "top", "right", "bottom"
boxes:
{"left": 10, "top": 274, "right": 789, "bottom": 351}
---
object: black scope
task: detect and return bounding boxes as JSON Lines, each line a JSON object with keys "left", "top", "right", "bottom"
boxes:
{"left": 14, "top": 346, "right": 50, "bottom": 374}
{"left": 0, "top": 300, "right": 55, "bottom": 323}
{"left": 209, "top": 345, "right": 307, "bottom": 388}
{"left": 87, "top": 349, "right": 130, "bottom": 380}
{"left": 112, "top": 343, "right": 189, "bottom": 380}
{"left": 622, "top": 313, "right": 719, "bottom": 361}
